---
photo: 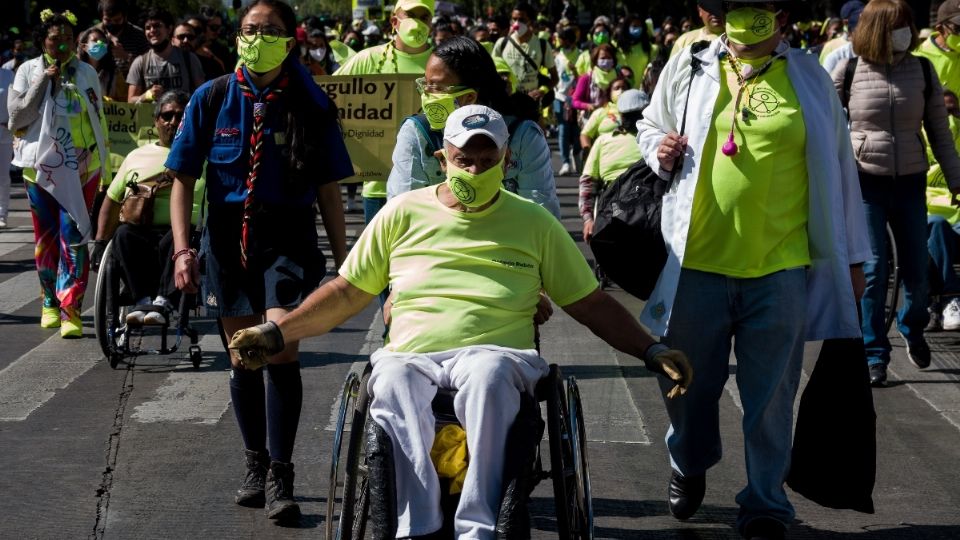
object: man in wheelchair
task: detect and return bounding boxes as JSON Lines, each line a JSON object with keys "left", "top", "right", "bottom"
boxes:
{"left": 91, "top": 90, "right": 205, "bottom": 325}
{"left": 229, "top": 105, "right": 693, "bottom": 539}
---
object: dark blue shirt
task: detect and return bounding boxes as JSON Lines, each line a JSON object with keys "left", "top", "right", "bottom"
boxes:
{"left": 165, "top": 64, "right": 353, "bottom": 207}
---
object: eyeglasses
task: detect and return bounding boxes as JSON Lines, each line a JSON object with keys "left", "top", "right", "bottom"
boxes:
{"left": 159, "top": 110, "right": 183, "bottom": 122}
{"left": 238, "top": 25, "right": 285, "bottom": 43}
{"left": 175, "top": 33, "right": 196, "bottom": 41}
{"left": 415, "top": 77, "right": 468, "bottom": 95}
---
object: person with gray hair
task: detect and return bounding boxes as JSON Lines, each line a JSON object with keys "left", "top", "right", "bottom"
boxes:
{"left": 91, "top": 90, "right": 204, "bottom": 326}
{"left": 228, "top": 105, "right": 692, "bottom": 539}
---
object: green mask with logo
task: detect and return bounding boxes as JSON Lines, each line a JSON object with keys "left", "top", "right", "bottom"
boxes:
{"left": 398, "top": 17, "right": 430, "bottom": 48}
{"left": 237, "top": 35, "right": 293, "bottom": 73}
{"left": 593, "top": 31, "right": 610, "bottom": 45}
{"left": 946, "top": 32, "right": 960, "bottom": 51}
{"left": 725, "top": 7, "right": 777, "bottom": 45}
{"left": 420, "top": 88, "right": 476, "bottom": 130}
{"left": 445, "top": 155, "right": 505, "bottom": 208}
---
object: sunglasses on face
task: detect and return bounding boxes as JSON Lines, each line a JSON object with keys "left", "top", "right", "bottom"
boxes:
{"left": 159, "top": 110, "right": 183, "bottom": 122}
{"left": 176, "top": 33, "right": 196, "bottom": 41}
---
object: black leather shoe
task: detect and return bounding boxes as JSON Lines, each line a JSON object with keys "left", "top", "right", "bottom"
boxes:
{"left": 668, "top": 470, "right": 705, "bottom": 520}
{"left": 904, "top": 336, "right": 931, "bottom": 369}
{"left": 869, "top": 364, "right": 887, "bottom": 387}
{"left": 742, "top": 516, "right": 786, "bottom": 540}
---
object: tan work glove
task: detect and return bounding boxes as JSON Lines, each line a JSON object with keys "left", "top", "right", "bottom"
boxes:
{"left": 228, "top": 321, "right": 285, "bottom": 370}
{"left": 644, "top": 343, "right": 693, "bottom": 399}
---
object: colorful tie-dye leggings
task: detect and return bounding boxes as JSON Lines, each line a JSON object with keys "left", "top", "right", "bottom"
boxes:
{"left": 24, "top": 170, "right": 100, "bottom": 319}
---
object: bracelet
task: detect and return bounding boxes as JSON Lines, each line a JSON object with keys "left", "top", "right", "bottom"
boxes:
{"left": 171, "top": 248, "right": 197, "bottom": 262}
{"left": 644, "top": 342, "right": 670, "bottom": 363}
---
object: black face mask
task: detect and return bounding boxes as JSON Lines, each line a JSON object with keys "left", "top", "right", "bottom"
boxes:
{"left": 104, "top": 23, "right": 123, "bottom": 34}
{"left": 150, "top": 39, "right": 170, "bottom": 52}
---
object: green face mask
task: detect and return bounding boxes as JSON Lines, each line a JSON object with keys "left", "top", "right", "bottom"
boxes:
{"left": 593, "top": 31, "right": 610, "bottom": 45}
{"left": 237, "top": 35, "right": 293, "bottom": 73}
{"left": 445, "top": 155, "right": 505, "bottom": 208}
{"left": 946, "top": 32, "right": 960, "bottom": 51}
{"left": 420, "top": 88, "right": 475, "bottom": 130}
{"left": 398, "top": 17, "right": 430, "bottom": 48}
{"left": 725, "top": 7, "right": 778, "bottom": 46}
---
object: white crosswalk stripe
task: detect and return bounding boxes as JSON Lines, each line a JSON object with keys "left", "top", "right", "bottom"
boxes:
{"left": 0, "top": 271, "right": 43, "bottom": 316}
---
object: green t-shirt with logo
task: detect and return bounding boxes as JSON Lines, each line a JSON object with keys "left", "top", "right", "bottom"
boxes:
{"left": 334, "top": 42, "right": 433, "bottom": 199}
{"left": 583, "top": 131, "right": 643, "bottom": 184}
{"left": 582, "top": 102, "right": 620, "bottom": 140}
{"left": 340, "top": 186, "right": 598, "bottom": 353}
{"left": 683, "top": 55, "right": 810, "bottom": 278}
{"left": 106, "top": 143, "right": 206, "bottom": 226}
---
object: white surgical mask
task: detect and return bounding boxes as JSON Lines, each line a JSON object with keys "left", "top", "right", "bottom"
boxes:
{"left": 891, "top": 26, "right": 912, "bottom": 53}
{"left": 309, "top": 46, "right": 327, "bottom": 62}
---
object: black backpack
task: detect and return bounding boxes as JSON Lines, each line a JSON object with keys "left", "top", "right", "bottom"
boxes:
{"left": 588, "top": 41, "right": 708, "bottom": 300}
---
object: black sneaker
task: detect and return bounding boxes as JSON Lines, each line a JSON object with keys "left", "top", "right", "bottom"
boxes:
{"left": 901, "top": 334, "right": 932, "bottom": 369}
{"left": 236, "top": 449, "right": 269, "bottom": 507}
{"left": 265, "top": 461, "right": 301, "bottom": 521}
{"left": 869, "top": 364, "right": 887, "bottom": 387}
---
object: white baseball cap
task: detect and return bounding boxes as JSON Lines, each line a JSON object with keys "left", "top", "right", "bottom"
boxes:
{"left": 443, "top": 105, "right": 509, "bottom": 150}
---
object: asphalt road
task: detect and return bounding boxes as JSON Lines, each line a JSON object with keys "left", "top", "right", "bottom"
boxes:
{"left": 1, "top": 154, "right": 959, "bottom": 539}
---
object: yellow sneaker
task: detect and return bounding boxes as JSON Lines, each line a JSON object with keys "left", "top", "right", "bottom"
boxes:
{"left": 60, "top": 310, "right": 82, "bottom": 339}
{"left": 40, "top": 306, "right": 61, "bottom": 328}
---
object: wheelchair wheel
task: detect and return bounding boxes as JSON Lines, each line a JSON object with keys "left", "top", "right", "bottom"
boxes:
{"left": 94, "top": 240, "right": 126, "bottom": 364}
{"left": 326, "top": 365, "right": 372, "bottom": 540}
{"left": 566, "top": 377, "right": 593, "bottom": 539}
{"left": 546, "top": 365, "right": 578, "bottom": 539}
{"left": 884, "top": 223, "right": 901, "bottom": 334}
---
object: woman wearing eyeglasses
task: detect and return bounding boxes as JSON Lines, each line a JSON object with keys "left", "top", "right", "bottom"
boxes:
{"left": 386, "top": 35, "right": 561, "bottom": 219}
{"left": 165, "top": 0, "right": 351, "bottom": 522}
{"left": 8, "top": 9, "right": 112, "bottom": 338}
{"left": 91, "top": 91, "right": 202, "bottom": 325}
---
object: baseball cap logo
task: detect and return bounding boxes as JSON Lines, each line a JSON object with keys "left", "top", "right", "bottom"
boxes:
{"left": 462, "top": 113, "right": 490, "bottom": 129}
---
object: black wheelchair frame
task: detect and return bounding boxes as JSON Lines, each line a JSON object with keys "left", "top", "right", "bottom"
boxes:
{"left": 325, "top": 363, "right": 593, "bottom": 540}
{"left": 93, "top": 238, "right": 203, "bottom": 369}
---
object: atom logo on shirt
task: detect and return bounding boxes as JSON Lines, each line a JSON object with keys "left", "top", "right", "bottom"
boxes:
{"left": 748, "top": 89, "right": 781, "bottom": 117}
{"left": 450, "top": 177, "right": 476, "bottom": 204}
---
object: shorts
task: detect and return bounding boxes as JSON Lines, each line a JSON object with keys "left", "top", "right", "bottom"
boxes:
{"left": 202, "top": 204, "right": 326, "bottom": 317}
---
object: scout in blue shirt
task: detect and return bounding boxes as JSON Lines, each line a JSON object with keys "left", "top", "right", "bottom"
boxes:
{"left": 165, "top": 0, "right": 352, "bottom": 522}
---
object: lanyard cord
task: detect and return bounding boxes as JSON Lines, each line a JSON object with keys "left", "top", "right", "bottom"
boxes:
{"left": 721, "top": 52, "right": 782, "bottom": 157}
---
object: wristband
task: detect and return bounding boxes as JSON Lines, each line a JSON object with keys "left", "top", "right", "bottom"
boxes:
{"left": 644, "top": 342, "right": 670, "bottom": 363}
{"left": 171, "top": 248, "right": 197, "bottom": 262}
{"left": 260, "top": 321, "right": 286, "bottom": 355}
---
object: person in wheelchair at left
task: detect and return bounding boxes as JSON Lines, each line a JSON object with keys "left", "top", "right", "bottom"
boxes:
{"left": 229, "top": 105, "right": 693, "bottom": 539}
{"left": 91, "top": 90, "right": 204, "bottom": 325}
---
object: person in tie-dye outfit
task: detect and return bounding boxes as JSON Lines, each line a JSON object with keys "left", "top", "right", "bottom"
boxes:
{"left": 7, "top": 10, "right": 112, "bottom": 338}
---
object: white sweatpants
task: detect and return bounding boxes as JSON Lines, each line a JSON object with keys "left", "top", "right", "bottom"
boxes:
{"left": 368, "top": 345, "right": 549, "bottom": 539}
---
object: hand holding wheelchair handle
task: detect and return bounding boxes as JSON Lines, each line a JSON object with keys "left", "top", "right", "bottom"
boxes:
{"left": 228, "top": 321, "right": 286, "bottom": 370}
{"left": 644, "top": 343, "right": 692, "bottom": 399}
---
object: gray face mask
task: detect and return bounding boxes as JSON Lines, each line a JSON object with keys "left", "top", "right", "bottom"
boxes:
{"left": 891, "top": 26, "right": 912, "bottom": 52}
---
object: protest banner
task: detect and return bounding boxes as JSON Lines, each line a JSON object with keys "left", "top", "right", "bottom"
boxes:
{"left": 314, "top": 74, "right": 421, "bottom": 185}
{"left": 103, "top": 100, "right": 157, "bottom": 163}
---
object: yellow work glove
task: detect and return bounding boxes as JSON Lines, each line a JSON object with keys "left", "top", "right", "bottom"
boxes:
{"left": 644, "top": 343, "right": 693, "bottom": 399}
{"left": 228, "top": 321, "right": 285, "bottom": 370}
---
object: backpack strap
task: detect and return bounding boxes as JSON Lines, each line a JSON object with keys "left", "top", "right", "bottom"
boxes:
{"left": 918, "top": 55, "right": 933, "bottom": 103}
{"left": 409, "top": 113, "right": 445, "bottom": 156}
{"left": 493, "top": 37, "right": 506, "bottom": 58}
{"left": 842, "top": 56, "right": 859, "bottom": 110}
{"left": 201, "top": 73, "right": 231, "bottom": 137}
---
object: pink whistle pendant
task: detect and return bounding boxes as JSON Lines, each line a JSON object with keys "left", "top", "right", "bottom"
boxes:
{"left": 721, "top": 133, "right": 738, "bottom": 156}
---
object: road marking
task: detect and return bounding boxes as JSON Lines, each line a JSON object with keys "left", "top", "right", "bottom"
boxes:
{"left": 130, "top": 332, "right": 230, "bottom": 424}
{"left": 888, "top": 345, "right": 960, "bottom": 432}
{"left": 0, "top": 271, "right": 42, "bottom": 317}
{"left": 323, "top": 311, "right": 381, "bottom": 431}
{"left": 540, "top": 309, "right": 651, "bottom": 445}
{"left": 0, "top": 231, "right": 36, "bottom": 257}
{"left": 0, "top": 306, "right": 100, "bottom": 421}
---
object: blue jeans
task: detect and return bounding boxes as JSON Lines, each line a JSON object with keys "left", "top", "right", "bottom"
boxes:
{"left": 859, "top": 172, "right": 929, "bottom": 366}
{"left": 363, "top": 196, "right": 387, "bottom": 224}
{"left": 553, "top": 98, "right": 579, "bottom": 164}
{"left": 662, "top": 268, "right": 807, "bottom": 533}
{"left": 927, "top": 215, "right": 960, "bottom": 296}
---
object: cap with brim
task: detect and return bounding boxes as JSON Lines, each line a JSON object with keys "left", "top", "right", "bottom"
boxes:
{"left": 617, "top": 89, "right": 649, "bottom": 114}
{"left": 698, "top": 0, "right": 723, "bottom": 17}
{"left": 444, "top": 105, "right": 509, "bottom": 150}
{"left": 395, "top": 0, "right": 435, "bottom": 16}
{"left": 939, "top": 0, "right": 960, "bottom": 26}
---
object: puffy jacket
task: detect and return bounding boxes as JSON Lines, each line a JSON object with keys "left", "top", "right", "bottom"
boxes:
{"left": 833, "top": 53, "right": 960, "bottom": 186}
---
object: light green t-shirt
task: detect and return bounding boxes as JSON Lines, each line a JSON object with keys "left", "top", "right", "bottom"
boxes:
{"left": 575, "top": 50, "right": 592, "bottom": 79}
{"left": 106, "top": 143, "right": 205, "bottom": 226}
{"left": 582, "top": 103, "right": 620, "bottom": 140}
{"left": 583, "top": 131, "right": 642, "bottom": 183}
{"left": 339, "top": 186, "right": 598, "bottom": 353}
{"left": 684, "top": 55, "right": 810, "bottom": 278}
{"left": 329, "top": 40, "right": 357, "bottom": 66}
{"left": 926, "top": 114, "right": 960, "bottom": 224}
{"left": 819, "top": 36, "right": 848, "bottom": 64}
{"left": 334, "top": 42, "right": 432, "bottom": 199}
{"left": 494, "top": 34, "right": 555, "bottom": 92}
{"left": 617, "top": 45, "right": 650, "bottom": 87}
{"left": 915, "top": 35, "right": 960, "bottom": 95}
{"left": 670, "top": 27, "right": 721, "bottom": 58}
